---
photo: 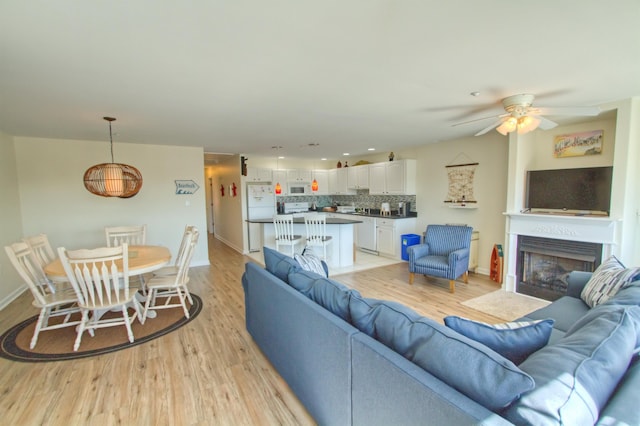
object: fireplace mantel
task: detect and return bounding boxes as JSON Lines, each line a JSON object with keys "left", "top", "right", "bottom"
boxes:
{"left": 504, "top": 212, "right": 620, "bottom": 245}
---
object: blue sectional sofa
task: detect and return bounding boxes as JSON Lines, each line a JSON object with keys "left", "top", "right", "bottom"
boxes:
{"left": 242, "top": 248, "right": 640, "bottom": 425}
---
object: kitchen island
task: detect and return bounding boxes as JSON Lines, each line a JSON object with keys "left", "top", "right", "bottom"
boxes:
{"left": 247, "top": 216, "right": 362, "bottom": 267}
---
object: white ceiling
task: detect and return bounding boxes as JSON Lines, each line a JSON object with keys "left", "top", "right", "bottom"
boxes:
{"left": 1, "top": 1, "right": 639, "bottom": 161}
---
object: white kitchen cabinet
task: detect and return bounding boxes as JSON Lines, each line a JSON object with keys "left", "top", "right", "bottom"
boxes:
{"left": 329, "top": 168, "right": 355, "bottom": 195}
{"left": 376, "top": 217, "right": 417, "bottom": 259}
{"left": 347, "top": 165, "right": 369, "bottom": 189}
{"left": 287, "top": 169, "right": 312, "bottom": 182}
{"left": 368, "top": 160, "right": 416, "bottom": 195}
{"left": 311, "top": 169, "right": 329, "bottom": 195}
{"left": 272, "top": 170, "right": 288, "bottom": 195}
{"left": 246, "top": 167, "right": 272, "bottom": 182}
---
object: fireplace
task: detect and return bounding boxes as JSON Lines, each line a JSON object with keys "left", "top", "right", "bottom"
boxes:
{"left": 516, "top": 236, "right": 602, "bottom": 301}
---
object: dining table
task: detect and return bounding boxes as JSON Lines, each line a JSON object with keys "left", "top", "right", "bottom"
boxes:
{"left": 44, "top": 245, "right": 172, "bottom": 320}
{"left": 44, "top": 245, "right": 172, "bottom": 282}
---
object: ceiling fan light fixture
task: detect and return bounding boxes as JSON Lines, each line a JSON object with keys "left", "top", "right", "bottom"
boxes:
{"left": 83, "top": 117, "right": 143, "bottom": 198}
{"left": 496, "top": 117, "right": 517, "bottom": 135}
{"left": 517, "top": 115, "right": 541, "bottom": 134}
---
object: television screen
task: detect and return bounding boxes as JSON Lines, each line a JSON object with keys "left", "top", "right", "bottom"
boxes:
{"left": 525, "top": 166, "right": 613, "bottom": 214}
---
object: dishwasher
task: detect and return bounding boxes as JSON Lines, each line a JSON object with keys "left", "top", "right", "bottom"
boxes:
{"left": 356, "top": 216, "right": 378, "bottom": 254}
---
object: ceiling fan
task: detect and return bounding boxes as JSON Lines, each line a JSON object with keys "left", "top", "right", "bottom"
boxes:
{"left": 453, "top": 94, "right": 601, "bottom": 136}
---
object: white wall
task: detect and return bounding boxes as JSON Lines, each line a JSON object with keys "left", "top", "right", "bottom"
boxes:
{"left": 0, "top": 131, "right": 26, "bottom": 308}
{"left": 13, "top": 136, "right": 209, "bottom": 266}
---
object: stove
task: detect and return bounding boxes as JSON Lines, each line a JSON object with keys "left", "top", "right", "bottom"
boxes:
{"left": 284, "top": 202, "right": 310, "bottom": 214}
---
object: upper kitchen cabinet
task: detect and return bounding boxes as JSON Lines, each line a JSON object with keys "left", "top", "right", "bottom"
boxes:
{"left": 246, "top": 167, "right": 273, "bottom": 182}
{"left": 311, "top": 170, "right": 330, "bottom": 195}
{"left": 272, "top": 170, "right": 289, "bottom": 195}
{"left": 369, "top": 160, "right": 416, "bottom": 195}
{"left": 287, "top": 169, "right": 313, "bottom": 182}
{"left": 329, "top": 168, "right": 355, "bottom": 195}
{"left": 347, "top": 164, "right": 369, "bottom": 189}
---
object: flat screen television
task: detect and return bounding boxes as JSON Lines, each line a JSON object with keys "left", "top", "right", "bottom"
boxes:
{"left": 525, "top": 166, "right": 613, "bottom": 214}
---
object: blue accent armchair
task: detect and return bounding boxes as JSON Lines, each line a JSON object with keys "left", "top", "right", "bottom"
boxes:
{"left": 408, "top": 225, "right": 473, "bottom": 293}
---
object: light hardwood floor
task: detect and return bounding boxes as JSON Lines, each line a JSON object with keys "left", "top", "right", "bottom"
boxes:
{"left": 0, "top": 235, "right": 502, "bottom": 425}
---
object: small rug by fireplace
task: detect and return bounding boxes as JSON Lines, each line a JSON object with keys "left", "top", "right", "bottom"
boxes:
{"left": 0, "top": 294, "right": 202, "bottom": 363}
{"left": 461, "top": 291, "right": 551, "bottom": 322}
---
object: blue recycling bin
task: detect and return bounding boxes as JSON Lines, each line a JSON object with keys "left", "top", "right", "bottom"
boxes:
{"left": 401, "top": 234, "right": 421, "bottom": 261}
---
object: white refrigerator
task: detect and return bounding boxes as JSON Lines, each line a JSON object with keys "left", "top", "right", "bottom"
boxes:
{"left": 247, "top": 183, "right": 275, "bottom": 252}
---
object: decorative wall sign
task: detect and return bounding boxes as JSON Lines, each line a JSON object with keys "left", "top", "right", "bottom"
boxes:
{"left": 175, "top": 180, "right": 200, "bottom": 194}
{"left": 444, "top": 153, "right": 478, "bottom": 207}
{"left": 220, "top": 184, "right": 225, "bottom": 197}
{"left": 553, "top": 130, "right": 603, "bottom": 158}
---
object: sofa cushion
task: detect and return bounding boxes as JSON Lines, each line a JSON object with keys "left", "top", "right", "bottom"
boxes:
{"left": 443, "top": 316, "right": 554, "bottom": 365}
{"left": 603, "top": 282, "right": 640, "bottom": 307}
{"left": 597, "top": 354, "right": 640, "bottom": 426}
{"left": 294, "top": 251, "right": 327, "bottom": 277}
{"left": 520, "top": 295, "right": 589, "bottom": 333}
{"left": 581, "top": 256, "right": 640, "bottom": 307}
{"left": 504, "top": 306, "right": 640, "bottom": 425}
{"left": 288, "top": 269, "right": 359, "bottom": 322}
{"left": 349, "top": 294, "right": 534, "bottom": 411}
{"left": 263, "top": 246, "right": 300, "bottom": 283}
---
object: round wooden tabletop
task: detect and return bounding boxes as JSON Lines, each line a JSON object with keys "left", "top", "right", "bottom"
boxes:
{"left": 45, "top": 245, "right": 172, "bottom": 281}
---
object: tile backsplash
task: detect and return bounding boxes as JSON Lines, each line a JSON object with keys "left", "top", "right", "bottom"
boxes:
{"left": 276, "top": 192, "right": 417, "bottom": 212}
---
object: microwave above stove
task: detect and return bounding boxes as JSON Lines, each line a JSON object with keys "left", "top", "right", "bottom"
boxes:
{"left": 288, "top": 183, "right": 312, "bottom": 195}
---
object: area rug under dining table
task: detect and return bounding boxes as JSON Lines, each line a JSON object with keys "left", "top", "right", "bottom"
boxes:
{"left": 0, "top": 294, "right": 202, "bottom": 362}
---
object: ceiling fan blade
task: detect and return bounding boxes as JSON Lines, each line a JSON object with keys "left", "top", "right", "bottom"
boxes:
{"left": 452, "top": 113, "right": 508, "bottom": 127}
{"left": 537, "top": 116, "right": 558, "bottom": 130}
{"left": 475, "top": 118, "right": 507, "bottom": 136}
{"left": 532, "top": 106, "right": 601, "bottom": 116}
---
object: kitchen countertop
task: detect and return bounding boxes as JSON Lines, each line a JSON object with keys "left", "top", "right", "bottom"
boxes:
{"left": 333, "top": 210, "right": 418, "bottom": 220}
{"left": 247, "top": 217, "right": 362, "bottom": 224}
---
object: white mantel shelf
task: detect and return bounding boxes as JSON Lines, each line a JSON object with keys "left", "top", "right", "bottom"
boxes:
{"left": 504, "top": 212, "right": 621, "bottom": 245}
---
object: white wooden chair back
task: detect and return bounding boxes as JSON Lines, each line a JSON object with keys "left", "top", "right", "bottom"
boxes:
{"left": 304, "top": 214, "right": 332, "bottom": 260}
{"left": 24, "top": 233, "right": 56, "bottom": 268}
{"left": 105, "top": 225, "right": 146, "bottom": 247}
{"left": 174, "top": 225, "right": 197, "bottom": 268}
{"left": 304, "top": 214, "right": 328, "bottom": 245}
{"left": 58, "top": 244, "right": 131, "bottom": 309}
{"left": 174, "top": 229, "right": 199, "bottom": 286}
{"left": 4, "top": 242, "right": 51, "bottom": 305}
{"left": 273, "top": 215, "right": 297, "bottom": 241}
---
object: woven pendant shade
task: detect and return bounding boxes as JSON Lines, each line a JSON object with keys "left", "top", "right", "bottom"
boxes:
{"left": 84, "top": 162, "right": 143, "bottom": 198}
{"left": 83, "top": 117, "right": 143, "bottom": 198}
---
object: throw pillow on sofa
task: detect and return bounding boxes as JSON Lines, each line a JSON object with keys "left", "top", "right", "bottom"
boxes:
{"left": 444, "top": 316, "right": 555, "bottom": 365}
{"left": 581, "top": 255, "right": 640, "bottom": 307}
{"left": 263, "top": 246, "right": 300, "bottom": 283}
{"left": 503, "top": 306, "right": 640, "bottom": 425}
{"left": 349, "top": 294, "right": 534, "bottom": 411}
{"left": 294, "top": 249, "right": 327, "bottom": 277}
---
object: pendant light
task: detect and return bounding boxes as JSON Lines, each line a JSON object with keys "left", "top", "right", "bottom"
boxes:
{"left": 273, "top": 146, "right": 282, "bottom": 195}
{"left": 84, "top": 117, "right": 143, "bottom": 198}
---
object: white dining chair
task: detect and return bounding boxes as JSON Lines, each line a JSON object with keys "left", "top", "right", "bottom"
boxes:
{"left": 105, "top": 225, "right": 147, "bottom": 247}
{"left": 304, "top": 213, "right": 332, "bottom": 261}
{"left": 4, "top": 242, "right": 81, "bottom": 349}
{"left": 23, "top": 233, "right": 56, "bottom": 268}
{"left": 153, "top": 225, "right": 196, "bottom": 277}
{"left": 273, "top": 214, "right": 303, "bottom": 257}
{"left": 142, "top": 229, "right": 199, "bottom": 322}
{"left": 58, "top": 243, "right": 140, "bottom": 351}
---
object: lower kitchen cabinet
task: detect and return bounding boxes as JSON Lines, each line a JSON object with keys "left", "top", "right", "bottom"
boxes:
{"left": 376, "top": 217, "right": 417, "bottom": 259}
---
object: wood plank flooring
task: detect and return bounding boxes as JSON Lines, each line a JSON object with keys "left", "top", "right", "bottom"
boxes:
{"left": 0, "top": 235, "right": 502, "bottom": 425}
